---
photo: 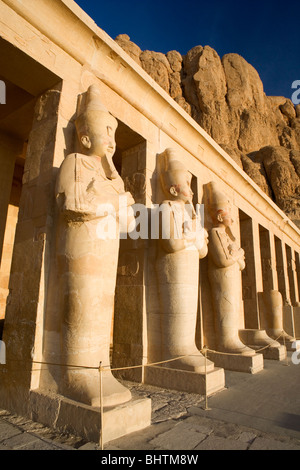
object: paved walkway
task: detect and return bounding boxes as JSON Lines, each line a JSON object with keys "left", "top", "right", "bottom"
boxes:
{"left": 0, "top": 353, "right": 300, "bottom": 451}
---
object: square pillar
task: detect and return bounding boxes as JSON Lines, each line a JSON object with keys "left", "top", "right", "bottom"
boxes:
{"left": 286, "top": 245, "right": 299, "bottom": 306}
{"left": 275, "top": 237, "right": 291, "bottom": 304}
{"left": 0, "top": 82, "right": 78, "bottom": 415}
{"left": 112, "top": 141, "right": 148, "bottom": 382}
{"left": 259, "top": 225, "right": 278, "bottom": 292}
{"left": 239, "top": 213, "right": 261, "bottom": 329}
{"left": 295, "top": 252, "right": 300, "bottom": 298}
{"left": 0, "top": 133, "right": 22, "bottom": 265}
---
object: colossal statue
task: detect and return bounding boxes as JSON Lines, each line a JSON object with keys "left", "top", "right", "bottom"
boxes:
{"left": 55, "top": 85, "right": 135, "bottom": 407}
{"left": 155, "top": 148, "right": 214, "bottom": 372}
{"left": 262, "top": 289, "right": 295, "bottom": 345}
{"left": 207, "top": 181, "right": 255, "bottom": 356}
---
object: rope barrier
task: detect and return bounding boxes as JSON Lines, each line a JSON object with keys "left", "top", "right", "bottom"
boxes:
{"left": 0, "top": 330, "right": 290, "bottom": 448}
{"left": 3, "top": 330, "right": 287, "bottom": 372}
{"left": 202, "top": 331, "right": 286, "bottom": 356}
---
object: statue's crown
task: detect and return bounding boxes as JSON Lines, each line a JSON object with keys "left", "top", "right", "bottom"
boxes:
{"left": 76, "top": 85, "right": 118, "bottom": 132}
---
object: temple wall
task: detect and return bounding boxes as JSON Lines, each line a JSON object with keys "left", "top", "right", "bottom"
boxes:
{"left": 0, "top": 0, "right": 299, "bottom": 425}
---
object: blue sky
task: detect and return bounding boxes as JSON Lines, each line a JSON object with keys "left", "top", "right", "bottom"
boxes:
{"left": 75, "top": 0, "right": 299, "bottom": 100}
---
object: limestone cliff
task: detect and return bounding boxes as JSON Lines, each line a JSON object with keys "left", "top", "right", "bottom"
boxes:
{"left": 115, "top": 34, "right": 300, "bottom": 226}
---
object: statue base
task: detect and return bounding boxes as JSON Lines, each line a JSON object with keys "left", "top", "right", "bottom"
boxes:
{"left": 268, "top": 334, "right": 296, "bottom": 352}
{"left": 239, "top": 329, "right": 287, "bottom": 361}
{"left": 29, "top": 389, "right": 151, "bottom": 445}
{"left": 144, "top": 365, "right": 225, "bottom": 396}
{"left": 283, "top": 305, "right": 296, "bottom": 339}
{"left": 292, "top": 306, "right": 300, "bottom": 340}
{"left": 207, "top": 350, "right": 264, "bottom": 374}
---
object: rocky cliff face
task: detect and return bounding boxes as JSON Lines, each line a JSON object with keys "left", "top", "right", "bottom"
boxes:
{"left": 115, "top": 34, "right": 300, "bottom": 226}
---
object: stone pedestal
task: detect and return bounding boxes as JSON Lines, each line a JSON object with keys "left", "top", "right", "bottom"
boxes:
{"left": 207, "top": 351, "right": 264, "bottom": 374}
{"left": 239, "top": 329, "right": 287, "bottom": 361}
{"left": 144, "top": 365, "right": 225, "bottom": 397}
{"left": 292, "top": 306, "right": 300, "bottom": 339}
{"left": 266, "top": 330, "right": 296, "bottom": 351}
{"left": 283, "top": 305, "right": 295, "bottom": 338}
{"left": 29, "top": 389, "right": 151, "bottom": 445}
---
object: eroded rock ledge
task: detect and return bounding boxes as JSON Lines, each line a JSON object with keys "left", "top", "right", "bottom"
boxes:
{"left": 115, "top": 34, "right": 300, "bottom": 226}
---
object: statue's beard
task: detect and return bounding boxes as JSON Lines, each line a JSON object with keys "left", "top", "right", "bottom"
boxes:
{"left": 226, "top": 226, "right": 236, "bottom": 242}
{"left": 103, "top": 153, "right": 119, "bottom": 179}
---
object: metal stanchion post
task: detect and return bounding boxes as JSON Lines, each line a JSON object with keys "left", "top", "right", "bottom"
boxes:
{"left": 141, "top": 359, "right": 145, "bottom": 385}
{"left": 203, "top": 346, "right": 211, "bottom": 411}
{"left": 282, "top": 331, "right": 290, "bottom": 367}
{"left": 99, "top": 362, "right": 104, "bottom": 450}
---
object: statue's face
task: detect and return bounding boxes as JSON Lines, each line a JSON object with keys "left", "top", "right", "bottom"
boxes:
{"left": 78, "top": 111, "right": 118, "bottom": 158}
{"left": 81, "top": 124, "right": 116, "bottom": 158}
{"left": 216, "top": 207, "right": 233, "bottom": 227}
{"left": 169, "top": 171, "right": 193, "bottom": 203}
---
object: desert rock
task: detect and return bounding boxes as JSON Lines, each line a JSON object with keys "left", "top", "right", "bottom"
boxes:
{"left": 115, "top": 35, "right": 300, "bottom": 223}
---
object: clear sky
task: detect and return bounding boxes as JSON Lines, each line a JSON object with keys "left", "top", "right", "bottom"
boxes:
{"left": 75, "top": 0, "right": 299, "bottom": 100}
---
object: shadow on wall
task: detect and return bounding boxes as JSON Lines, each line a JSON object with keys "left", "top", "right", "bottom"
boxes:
{"left": 0, "top": 320, "right": 3, "bottom": 340}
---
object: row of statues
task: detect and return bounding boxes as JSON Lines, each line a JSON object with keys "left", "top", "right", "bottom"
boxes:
{"left": 51, "top": 85, "right": 293, "bottom": 408}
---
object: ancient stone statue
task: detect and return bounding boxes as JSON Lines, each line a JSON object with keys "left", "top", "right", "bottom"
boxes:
{"left": 55, "top": 85, "right": 135, "bottom": 407}
{"left": 262, "top": 289, "right": 295, "bottom": 345}
{"left": 155, "top": 148, "right": 214, "bottom": 372}
{"left": 207, "top": 181, "right": 255, "bottom": 355}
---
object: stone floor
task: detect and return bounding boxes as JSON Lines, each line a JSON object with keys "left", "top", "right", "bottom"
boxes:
{"left": 0, "top": 353, "right": 300, "bottom": 451}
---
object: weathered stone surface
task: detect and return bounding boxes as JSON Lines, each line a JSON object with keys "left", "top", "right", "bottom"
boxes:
{"left": 222, "top": 53, "right": 279, "bottom": 153}
{"left": 195, "top": 435, "right": 249, "bottom": 450}
{"left": 140, "top": 50, "right": 172, "bottom": 94}
{"left": 149, "top": 420, "right": 208, "bottom": 450}
{"left": 193, "top": 46, "right": 229, "bottom": 143}
{"left": 115, "top": 36, "right": 300, "bottom": 222}
{"left": 250, "top": 145, "right": 300, "bottom": 224}
{"left": 166, "top": 50, "right": 182, "bottom": 72}
{"left": 249, "top": 437, "right": 300, "bottom": 450}
{"left": 115, "top": 34, "right": 142, "bottom": 66}
{"left": 280, "top": 99, "right": 297, "bottom": 121}
{"left": 219, "top": 144, "right": 243, "bottom": 169}
{"left": 0, "top": 420, "right": 22, "bottom": 441}
{"left": 169, "top": 71, "right": 182, "bottom": 100}
{"left": 241, "top": 154, "right": 272, "bottom": 196}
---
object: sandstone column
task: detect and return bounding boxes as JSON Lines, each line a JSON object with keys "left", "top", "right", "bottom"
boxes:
{"left": 274, "top": 236, "right": 291, "bottom": 304}
{"left": 259, "top": 226, "right": 278, "bottom": 293}
{"left": 238, "top": 217, "right": 285, "bottom": 359}
{"left": 239, "top": 212, "right": 261, "bottom": 329}
{"left": 293, "top": 252, "right": 300, "bottom": 337}
{"left": 0, "top": 133, "right": 22, "bottom": 265}
{"left": 295, "top": 252, "right": 300, "bottom": 298}
{"left": 286, "top": 245, "right": 299, "bottom": 306}
{"left": 112, "top": 141, "right": 149, "bottom": 383}
{"left": 0, "top": 84, "right": 76, "bottom": 414}
{"left": 0, "top": 134, "right": 23, "bottom": 322}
